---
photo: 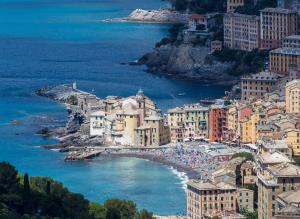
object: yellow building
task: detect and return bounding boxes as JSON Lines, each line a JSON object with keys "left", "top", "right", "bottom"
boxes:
{"left": 285, "top": 80, "right": 300, "bottom": 113}
{"left": 240, "top": 111, "right": 263, "bottom": 144}
{"left": 257, "top": 163, "right": 300, "bottom": 219}
{"left": 269, "top": 48, "right": 300, "bottom": 75}
{"left": 168, "top": 107, "right": 185, "bottom": 128}
{"left": 116, "top": 111, "right": 139, "bottom": 144}
{"left": 227, "top": 103, "right": 240, "bottom": 141}
{"left": 134, "top": 113, "right": 170, "bottom": 147}
{"left": 227, "top": 0, "right": 244, "bottom": 12}
{"left": 285, "top": 129, "right": 300, "bottom": 156}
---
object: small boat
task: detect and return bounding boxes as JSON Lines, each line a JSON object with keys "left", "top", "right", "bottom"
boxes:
{"left": 178, "top": 93, "right": 185, "bottom": 96}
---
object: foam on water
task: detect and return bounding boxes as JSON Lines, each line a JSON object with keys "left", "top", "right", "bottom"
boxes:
{"left": 169, "top": 166, "right": 189, "bottom": 190}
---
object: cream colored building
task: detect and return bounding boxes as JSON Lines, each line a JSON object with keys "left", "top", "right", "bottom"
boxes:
{"left": 227, "top": 0, "right": 244, "bottom": 12}
{"left": 134, "top": 113, "right": 170, "bottom": 147}
{"left": 237, "top": 188, "right": 254, "bottom": 212}
{"left": 285, "top": 80, "right": 300, "bottom": 113}
{"left": 224, "top": 13, "right": 260, "bottom": 51}
{"left": 284, "top": 128, "right": 300, "bottom": 156}
{"left": 260, "top": 8, "right": 298, "bottom": 49}
{"left": 241, "top": 71, "right": 280, "bottom": 101}
{"left": 257, "top": 163, "right": 300, "bottom": 219}
{"left": 227, "top": 103, "right": 240, "bottom": 142}
{"left": 115, "top": 111, "right": 139, "bottom": 144}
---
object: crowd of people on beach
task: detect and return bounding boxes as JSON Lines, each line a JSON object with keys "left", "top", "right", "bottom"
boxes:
{"left": 108, "top": 143, "right": 236, "bottom": 179}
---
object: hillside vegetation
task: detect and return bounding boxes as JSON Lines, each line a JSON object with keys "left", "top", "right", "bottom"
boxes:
{"left": 0, "top": 162, "right": 153, "bottom": 219}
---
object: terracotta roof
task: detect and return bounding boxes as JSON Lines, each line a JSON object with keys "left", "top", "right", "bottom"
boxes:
{"left": 191, "top": 13, "right": 207, "bottom": 20}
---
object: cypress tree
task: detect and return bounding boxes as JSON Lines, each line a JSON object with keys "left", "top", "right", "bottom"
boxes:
{"left": 46, "top": 180, "right": 51, "bottom": 195}
{"left": 23, "top": 173, "right": 31, "bottom": 213}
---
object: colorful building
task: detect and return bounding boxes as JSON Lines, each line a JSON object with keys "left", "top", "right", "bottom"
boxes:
{"left": 209, "top": 105, "right": 228, "bottom": 143}
{"left": 168, "top": 104, "right": 208, "bottom": 142}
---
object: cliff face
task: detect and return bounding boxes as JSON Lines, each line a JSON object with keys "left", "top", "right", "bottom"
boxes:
{"left": 139, "top": 44, "right": 237, "bottom": 85}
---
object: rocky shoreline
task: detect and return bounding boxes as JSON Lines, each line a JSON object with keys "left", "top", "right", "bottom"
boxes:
{"left": 138, "top": 44, "right": 237, "bottom": 85}
{"left": 36, "top": 85, "right": 104, "bottom": 149}
{"left": 102, "top": 9, "right": 189, "bottom": 24}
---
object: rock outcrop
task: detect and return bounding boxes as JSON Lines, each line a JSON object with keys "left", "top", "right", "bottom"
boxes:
{"left": 36, "top": 85, "right": 104, "bottom": 148}
{"left": 103, "top": 9, "right": 190, "bottom": 23}
{"left": 139, "top": 44, "right": 237, "bottom": 85}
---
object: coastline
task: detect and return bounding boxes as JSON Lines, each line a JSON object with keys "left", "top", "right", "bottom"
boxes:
{"left": 36, "top": 85, "right": 229, "bottom": 183}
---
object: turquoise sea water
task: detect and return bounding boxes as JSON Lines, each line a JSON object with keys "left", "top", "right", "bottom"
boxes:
{"left": 0, "top": 0, "right": 230, "bottom": 215}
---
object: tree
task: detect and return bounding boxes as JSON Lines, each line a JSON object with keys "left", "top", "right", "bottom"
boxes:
{"left": 45, "top": 181, "right": 51, "bottom": 195}
{"left": 240, "top": 208, "right": 258, "bottom": 219}
{"left": 174, "top": 0, "right": 188, "bottom": 11}
{"left": 22, "top": 173, "right": 31, "bottom": 213}
{"left": 0, "top": 162, "right": 19, "bottom": 194}
{"left": 135, "top": 209, "right": 153, "bottom": 219}
{"left": 104, "top": 199, "right": 137, "bottom": 219}
{"left": 89, "top": 202, "right": 107, "bottom": 219}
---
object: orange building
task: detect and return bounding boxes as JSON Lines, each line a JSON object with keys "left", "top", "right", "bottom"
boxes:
{"left": 209, "top": 105, "right": 228, "bottom": 143}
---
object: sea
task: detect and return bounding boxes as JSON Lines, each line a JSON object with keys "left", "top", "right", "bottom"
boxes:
{"left": 0, "top": 0, "right": 229, "bottom": 215}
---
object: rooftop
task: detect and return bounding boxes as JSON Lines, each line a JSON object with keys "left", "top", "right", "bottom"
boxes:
{"left": 261, "top": 7, "right": 297, "bottom": 14}
{"left": 190, "top": 13, "right": 207, "bottom": 20}
{"left": 241, "top": 71, "right": 280, "bottom": 81}
{"left": 284, "top": 35, "right": 300, "bottom": 41}
{"left": 278, "top": 190, "right": 300, "bottom": 204}
{"left": 90, "top": 111, "right": 105, "bottom": 117}
{"left": 261, "top": 139, "right": 289, "bottom": 150}
{"left": 168, "top": 107, "right": 185, "bottom": 114}
{"left": 268, "top": 163, "right": 300, "bottom": 177}
{"left": 258, "top": 152, "right": 292, "bottom": 164}
{"left": 187, "top": 179, "right": 236, "bottom": 191}
{"left": 286, "top": 79, "right": 300, "bottom": 88}
{"left": 271, "top": 47, "right": 300, "bottom": 55}
{"left": 225, "top": 12, "right": 259, "bottom": 20}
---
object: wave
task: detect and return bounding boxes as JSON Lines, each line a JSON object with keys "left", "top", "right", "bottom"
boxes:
{"left": 169, "top": 166, "right": 188, "bottom": 191}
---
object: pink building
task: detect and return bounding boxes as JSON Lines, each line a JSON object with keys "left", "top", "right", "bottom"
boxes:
{"left": 239, "top": 106, "right": 252, "bottom": 120}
